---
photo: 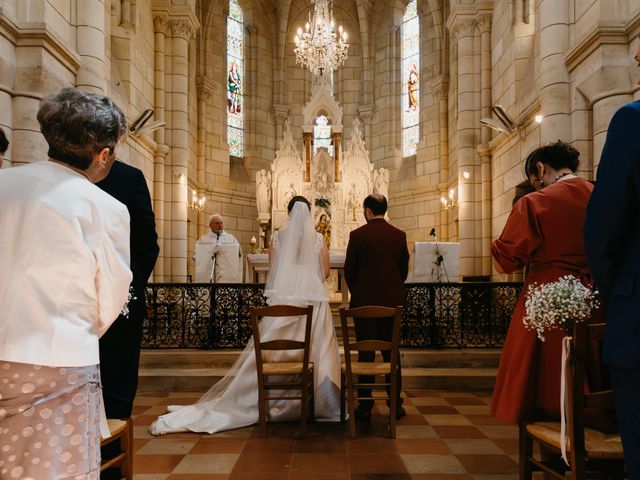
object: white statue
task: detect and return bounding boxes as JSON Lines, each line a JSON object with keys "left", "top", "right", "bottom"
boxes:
{"left": 373, "top": 168, "right": 389, "bottom": 200}
{"left": 283, "top": 182, "right": 297, "bottom": 208}
{"left": 347, "top": 182, "right": 359, "bottom": 221}
{"left": 315, "top": 159, "right": 330, "bottom": 194}
{"left": 256, "top": 169, "right": 271, "bottom": 216}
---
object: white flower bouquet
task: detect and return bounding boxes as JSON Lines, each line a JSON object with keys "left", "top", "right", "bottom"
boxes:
{"left": 523, "top": 275, "right": 599, "bottom": 341}
{"left": 119, "top": 286, "right": 137, "bottom": 318}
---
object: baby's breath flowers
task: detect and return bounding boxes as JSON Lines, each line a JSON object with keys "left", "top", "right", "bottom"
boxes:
{"left": 119, "top": 286, "right": 137, "bottom": 318}
{"left": 523, "top": 275, "right": 599, "bottom": 341}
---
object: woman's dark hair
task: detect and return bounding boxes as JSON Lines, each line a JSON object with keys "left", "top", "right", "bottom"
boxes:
{"left": 287, "top": 195, "right": 311, "bottom": 212}
{"left": 524, "top": 140, "right": 580, "bottom": 179}
{"left": 363, "top": 193, "right": 387, "bottom": 216}
{"left": 37, "top": 87, "right": 127, "bottom": 170}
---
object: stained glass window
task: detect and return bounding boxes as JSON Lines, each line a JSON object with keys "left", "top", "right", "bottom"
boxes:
{"left": 227, "top": 0, "right": 243, "bottom": 157}
{"left": 314, "top": 115, "right": 334, "bottom": 156}
{"left": 402, "top": 0, "right": 419, "bottom": 157}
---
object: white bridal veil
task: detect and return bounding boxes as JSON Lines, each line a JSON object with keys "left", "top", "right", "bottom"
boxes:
{"left": 264, "top": 201, "right": 328, "bottom": 305}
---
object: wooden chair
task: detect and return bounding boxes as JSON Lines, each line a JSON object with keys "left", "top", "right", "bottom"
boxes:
{"left": 339, "top": 305, "right": 403, "bottom": 439}
{"left": 520, "top": 322, "right": 625, "bottom": 479}
{"left": 100, "top": 417, "right": 133, "bottom": 480}
{"left": 250, "top": 305, "right": 315, "bottom": 437}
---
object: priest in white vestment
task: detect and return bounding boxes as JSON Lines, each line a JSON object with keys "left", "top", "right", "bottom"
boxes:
{"left": 194, "top": 213, "right": 243, "bottom": 282}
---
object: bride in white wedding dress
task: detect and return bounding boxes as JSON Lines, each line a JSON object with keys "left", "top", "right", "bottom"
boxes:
{"left": 149, "top": 197, "right": 341, "bottom": 435}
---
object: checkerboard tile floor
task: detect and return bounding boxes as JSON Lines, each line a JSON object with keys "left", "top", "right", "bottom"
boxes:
{"left": 130, "top": 390, "right": 522, "bottom": 480}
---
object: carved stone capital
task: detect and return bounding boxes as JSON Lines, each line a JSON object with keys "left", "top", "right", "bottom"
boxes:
{"left": 476, "top": 15, "right": 492, "bottom": 33}
{"left": 358, "top": 105, "right": 375, "bottom": 123}
{"left": 170, "top": 19, "right": 195, "bottom": 40}
{"left": 196, "top": 76, "right": 214, "bottom": 100}
{"left": 451, "top": 20, "right": 475, "bottom": 40}
{"left": 431, "top": 76, "right": 450, "bottom": 100}
{"left": 153, "top": 13, "right": 169, "bottom": 34}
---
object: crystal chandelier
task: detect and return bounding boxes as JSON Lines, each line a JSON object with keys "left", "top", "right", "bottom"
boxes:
{"left": 294, "top": 0, "right": 349, "bottom": 76}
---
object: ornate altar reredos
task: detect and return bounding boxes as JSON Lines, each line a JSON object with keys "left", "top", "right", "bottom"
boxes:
{"left": 256, "top": 78, "right": 388, "bottom": 251}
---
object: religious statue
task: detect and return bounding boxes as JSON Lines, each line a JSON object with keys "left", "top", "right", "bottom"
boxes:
{"left": 407, "top": 61, "right": 418, "bottom": 112}
{"left": 315, "top": 160, "right": 330, "bottom": 194}
{"left": 227, "top": 61, "right": 241, "bottom": 115}
{"left": 347, "top": 182, "right": 358, "bottom": 221}
{"left": 373, "top": 168, "right": 389, "bottom": 200}
{"left": 255, "top": 169, "right": 271, "bottom": 217}
{"left": 283, "top": 182, "right": 297, "bottom": 208}
{"left": 315, "top": 214, "right": 331, "bottom": 249}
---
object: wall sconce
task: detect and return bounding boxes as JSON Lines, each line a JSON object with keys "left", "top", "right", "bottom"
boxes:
{"left": 189, "top": 189, "right": 206, "bottom": 213}
{"left": 129, "top": 108, "right": 167, "bottom": 138}
{"left": 480, "top": 104, "right": 519, "bottom": 135}
{"left": 440, "top": 188, "right": 458, "bottom": 211}
{"left": 534, "top": 114, "right": 543, "bottom": 124}
{"left": 462, "top": 170, "right": 471, "bottom": 180}
{"left": 172, "top": 171, "right": 185, "bottom": 183}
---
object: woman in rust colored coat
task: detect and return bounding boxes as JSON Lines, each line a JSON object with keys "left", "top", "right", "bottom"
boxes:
{"left": 491, "top": 141, "right": 598, "bottom": 423}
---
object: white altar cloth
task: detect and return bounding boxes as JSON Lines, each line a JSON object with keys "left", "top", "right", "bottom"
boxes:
{"left": 246, "top": 252, "right": 348, "bottom": 302}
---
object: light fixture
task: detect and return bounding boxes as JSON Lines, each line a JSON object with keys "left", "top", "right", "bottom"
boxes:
{"left": 189, "top": 189, "right": 206, "bottom": 213}
{"left": 480, "top": 104, "right": 519, "bottom": 134}
{"left": 440, "top": 188, "right": 458, "bottom": 211}
{"left": 535, "top": 114, "right": 543, "bottom": 124}
{"left": 462, "top": 171, "right": 470, "bottom": 179}
{"left": 293, "top": 0, "right": 349, "bottom": 76}
{"left": 129, "top": 108, "right": 167, "bottom": 138}
{"left": 172, "top": 171, "right": 185, "bottom": 183}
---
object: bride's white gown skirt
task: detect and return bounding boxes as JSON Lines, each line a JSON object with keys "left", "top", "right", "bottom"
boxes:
{"left": 149, "top": 300, "right": 341, "bottom": 435}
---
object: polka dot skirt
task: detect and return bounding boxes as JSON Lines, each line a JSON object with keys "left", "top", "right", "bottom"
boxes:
{"left": 0, "top": 361, "right": 101, "bottom": 479}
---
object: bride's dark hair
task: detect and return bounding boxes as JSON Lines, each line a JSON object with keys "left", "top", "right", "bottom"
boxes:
{"left": 287, "top": 195, "right": 311, "bottom": 212}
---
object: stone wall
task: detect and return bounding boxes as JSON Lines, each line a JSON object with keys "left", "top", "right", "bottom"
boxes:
{"left": 1, "top": 0, "right": 639, "bottom": 282}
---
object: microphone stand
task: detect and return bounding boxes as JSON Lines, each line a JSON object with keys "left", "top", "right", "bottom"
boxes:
{"left": 430, "top": 229, "right": 450, "bottom": 283}
{"left": 209, "top": 231, "right": 221, "bottom": 283}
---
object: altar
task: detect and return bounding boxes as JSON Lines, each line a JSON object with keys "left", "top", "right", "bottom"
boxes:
{"left": 246, "top": 251, "right": 349, "bottom": 303}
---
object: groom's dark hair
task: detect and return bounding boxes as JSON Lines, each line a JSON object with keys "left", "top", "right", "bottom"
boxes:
{"left": 287, "top": 195, "right": 311, "bottom": 212}
{"left": 363, "top": 193, "right": 387, "bottom": 216}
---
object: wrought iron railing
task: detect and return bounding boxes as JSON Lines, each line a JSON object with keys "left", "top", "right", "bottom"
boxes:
{"left": 143, "top": 282, "right": 522, "bottom": 349}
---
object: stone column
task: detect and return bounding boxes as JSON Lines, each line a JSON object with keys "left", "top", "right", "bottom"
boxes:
{"left": 196, "top": 78, "right": 213, "bottom": 239}
{"left": 151, "top": 13, "right": 169, "bottom": 281}
{"left": 478, "top": 15, "right": 492, "bottom": 276}
{"left": 432, "top": 76, "right": 449, "bottom": 240}
{"left": 303, "top": 130, "right": 312, "bottom": 182}
{"left": 169, "top": 18, "right": 196, "bottom": 281}
{"left": 592, "top": 94, "right": 631, "bottom": 171}
{"left": 76, "top": 0, "right": 106, "bottom": 93}
{"left": 477, "top": 144, "right": 492, "bottom": 275}
{"left": 537, "top": 0, "right": 571, "bottom": 142}
{"left": 273, "top": 105, "right": 289, "bottom": 141}
{"left": 333, "top": 131, "right": 342, "bottom": 182}
{"left": 452, "top": 19, "right": 478, "bottom": 277}
{"left": 358, "top": 106, "right": 374, "bottom": 147}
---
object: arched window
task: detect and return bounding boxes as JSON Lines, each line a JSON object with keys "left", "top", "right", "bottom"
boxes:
{"left": 402, "top": 0, "right": 419, "bottom": 157}
{"left": 313, "top": 115, "right": 333, "bottom": 156}
{"left": 227, "top": 0, "right": 244, "bottom": 158}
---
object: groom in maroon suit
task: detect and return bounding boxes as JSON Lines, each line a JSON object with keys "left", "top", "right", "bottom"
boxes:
{"left": 344, "top": 193, "right": 410, "bottom": 421}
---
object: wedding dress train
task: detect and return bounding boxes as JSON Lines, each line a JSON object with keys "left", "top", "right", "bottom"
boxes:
{"left": 149, "top": 202, "right": 341, "bottom": 435}
{"left": 149, "top": 300, "right": 340, "bottom": 435}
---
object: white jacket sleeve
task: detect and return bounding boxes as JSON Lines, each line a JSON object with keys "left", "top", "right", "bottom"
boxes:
{"left": 95, "top": 204, "right": 133, "bottom": 337}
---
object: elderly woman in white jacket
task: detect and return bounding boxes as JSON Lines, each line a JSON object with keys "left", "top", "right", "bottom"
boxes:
{"left": 0, "top": 87, "right": 132, "bottom": 480}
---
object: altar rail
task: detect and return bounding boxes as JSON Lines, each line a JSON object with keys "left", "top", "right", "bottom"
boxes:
{"left": 142, "top": 282, "right": 522, "bottom": 349}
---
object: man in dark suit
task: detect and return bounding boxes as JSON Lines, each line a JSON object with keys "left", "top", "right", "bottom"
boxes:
{"left": 583, "top": 44, "right": 640, "bottom": 480}
{"left": 344, "top": 193, "right": 410, "bottom": 421}
{"left": 97, "top": 160, "right": 159, "bottom": 418}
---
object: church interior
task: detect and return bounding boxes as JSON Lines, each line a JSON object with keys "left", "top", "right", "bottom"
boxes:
{"left": 1, "top": 0, "right": 639, "bottom": 478}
